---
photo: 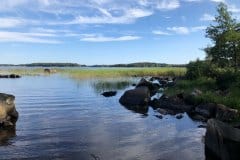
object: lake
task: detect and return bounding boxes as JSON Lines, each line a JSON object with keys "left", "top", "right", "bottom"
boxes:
{"left": 0, "top": 75, "right": 206, "bottom": 160}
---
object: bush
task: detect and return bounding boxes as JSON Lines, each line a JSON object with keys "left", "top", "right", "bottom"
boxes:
{"left": 215, "top": 69, "right": 239, "bottom": 90}
{"left": 186, "top": 60, "right": 214, "bottom": 79}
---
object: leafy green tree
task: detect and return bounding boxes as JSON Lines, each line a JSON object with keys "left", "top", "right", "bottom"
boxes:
{"left": 205, "top": 3, "right": 240, "bottom": 71}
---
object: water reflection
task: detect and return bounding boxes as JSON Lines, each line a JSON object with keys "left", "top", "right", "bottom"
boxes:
{"left": 0, "top": 127, "right": 16, "bottom": 146}
{"left": 0, "top": 75, "right": 206, "bottom": 160}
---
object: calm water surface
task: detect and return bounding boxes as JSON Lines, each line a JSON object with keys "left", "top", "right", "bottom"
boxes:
{"left": 0, "top": 75, "right": 205, "bottom": 160}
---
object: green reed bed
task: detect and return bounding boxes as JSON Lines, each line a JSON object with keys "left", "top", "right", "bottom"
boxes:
{"left": 60, "top": 67, "right": 186, "bottom": 79}
{"left": 0, "top": 68, "right": 45, "bottom": 76}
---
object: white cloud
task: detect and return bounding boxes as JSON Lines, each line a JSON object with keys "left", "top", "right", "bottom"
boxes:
{"left": 164, "top": 26, "right": 206, "bottom": 35}
{"left": 191, "top": 26, "right": 206, "bottom": 32}
{"left": 200, "top": 13, "right": 215, "bottom": 21}
{"left": 183, "top": 0, "right": 202, "bottom": 2}
{"left": 0, "top": 18, "right": 24, "bottom": 28}
{"left": 152, "top": 30, "right": 171, "bottom": 35}
{"left": 0, "top": 31, "right": 61, "bottom": 44}
{"left": 67, "top": 8, "right": 153, "bottom": 24}
{"left": 228, "top": 4, "right": 240, "bottom": 13}
{"left": 157, "top": 0, "right": 180, "bottom": 10}
{"left": 80, "top": 34, "right": 141, "bottom": 42}
{"left": 210, "top": 0, "right": 225, "bottom": 3}
{"left": 167, "top": 27, "right": 189, "bottom": 34}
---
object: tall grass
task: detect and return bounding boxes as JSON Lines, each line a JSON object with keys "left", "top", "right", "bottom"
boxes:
{"left": 60, "top": 67, "right": 186, "bottom": 79}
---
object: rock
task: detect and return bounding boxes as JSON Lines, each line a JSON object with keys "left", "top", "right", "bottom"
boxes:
{"left": 198, "top": 124, "right": 207, "bottom": 128}
{"left": 150, "top": 95, "right": 193, "bottom": 114}
{"left": 0, "top": 74, "right": 20, "bottom": 78}
{"left": 119, "top": 86, "right": 150, "bottom": 107}
{"left": 44, "top": 68, "right": 57, "bottom": 74}
{"left": 191, "top": 89, "right": 202, "bottom": 96}
{"left": 136, "top": 78, "right": 160, "bottom": 96}
{"left": 44, "top": 68, "right": 51, "bottom": 73}
{"left": 176, "top": 114, "right": 183, "bottom": 119}
{"left": 101, "top": 91, "right": 117, "bottom": 97}
{"left": 0, "top": 127, "right": 16, "bottom": 145}
{"left": 155, "top": 115, "right": 163, "bottom": 119}
{"left": 215, "top": 104, "right": 239, "bottom": 122}
{"left": 157, "top": 108, "right": 168, "bottom": 115}
{"left": 9, "top": 74, "right": 20, "bottom": 78}
{"left": 205, "top": 119, "right": 240, "bottom": 160}
{"left": 0, "top": 93, "right": 18, "bottom": 128}
{"left": 195, "top": 103, "right": 216, "bottom": 118}
{"left": 187, "top": 113, "right": 208, "bottom": 122}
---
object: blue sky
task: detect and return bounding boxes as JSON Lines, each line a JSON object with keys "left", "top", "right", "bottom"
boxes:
{"left": 0, "top": 0, "right": 240, "bottom": 65}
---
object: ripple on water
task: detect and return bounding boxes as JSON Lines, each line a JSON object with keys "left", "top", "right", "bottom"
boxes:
{"left": 0, "top": 75, "right": 206, "bottom": 160}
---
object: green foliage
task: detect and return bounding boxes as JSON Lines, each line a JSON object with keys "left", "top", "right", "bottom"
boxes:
{"left": 205, "top": 3, "right": 240, "bottom": 70}
{"left": 186, "top": 60, "right": 215, "bottom": 79}
{"left": 215, "top": 69, "right": 239, "bottom": 90}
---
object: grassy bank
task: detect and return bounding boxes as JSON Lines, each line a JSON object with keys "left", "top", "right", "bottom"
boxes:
{"left": 165, "top": 77, "right": 240, "bottom": 110}
{"left": 0, "top": 67, "right": 186, "bottom": 78}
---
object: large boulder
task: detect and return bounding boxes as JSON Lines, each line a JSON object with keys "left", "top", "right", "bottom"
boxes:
{"left": 0, "top": 93, "right": 18, "bottom": 128}
{"left": 119, "top": 86, "right": 150, "bottom": 107}
{"left": 205, "top": 119, "right": 240, "bottom": 160}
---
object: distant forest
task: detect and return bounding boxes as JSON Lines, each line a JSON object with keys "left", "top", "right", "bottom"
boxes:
{"left": 0, "top": 62, "right": 186, "bottom": 68}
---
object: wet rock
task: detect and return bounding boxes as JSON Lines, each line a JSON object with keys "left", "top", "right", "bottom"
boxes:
{"left": 155, "top": 115, "right": 163, "bottom": 119}
{"left": 188, "top": 113, "right": 208, "bottom": 122}
{"left": 119, "top": 86, "right": 150, "bottom": 107}
{"left": 156, "top": 108, "right": 168, "bottom": 115}
{"left": 0, "top": 127, "right": 16, "bottom": 145}
{"left": 205, "top": 119, "right": 240, "bottom": 160}
{"left": 195, "top": 103, "right": 216, "bottom": 119}
{"left": 176, "top": 114, "right": 183, "bottom": 119}
{"left": 0, "top": 93, "right": 18, "bottom": 128}
{"left": 0, "top": 74, "right": 20, "bottom": 78}
{"left": 198, "top": 124, "right": 207, "bottom": 128}
{"left": 101, "top": 91, "right": 117, "bottom": 97}
{"left": 193, "top": 103, "right": 239, "bottom": 122}
{"left": 122, "top": 104, "right": 149, "bottom": 114}
{"left": 136, "top": 78, "right": 160, "bottom": 96}
{"left": 150, "top": 95, "right": 193, "bottom": 114}
{"left": 215, "top": 104, "right": 239, "bottom": 122}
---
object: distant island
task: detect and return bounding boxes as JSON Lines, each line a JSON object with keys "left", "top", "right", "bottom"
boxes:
{"left": 0, "top": 62, "right": 186, "bottom": 68}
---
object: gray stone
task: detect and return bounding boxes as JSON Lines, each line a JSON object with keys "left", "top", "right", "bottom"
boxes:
{"left": 205, "top": 119, "right": 240, "bottom": 160}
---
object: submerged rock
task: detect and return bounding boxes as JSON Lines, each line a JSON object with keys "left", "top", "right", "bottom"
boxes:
{"left": 176, "top": 114, "right": 183, "bottom": 119}
{"left": 0, "top": 93, "right": 18, "bottom": 128}
{"left": 101, "top": 91, "right": 117, "bottom": 97}
{"left": 205, "top": 119, "right": 240, "bottom": 160}
{"left": 0, "top": 74, "right": 20, "bottom": 78}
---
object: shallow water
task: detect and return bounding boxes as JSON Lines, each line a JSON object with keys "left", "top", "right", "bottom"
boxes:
{"left": 0, "top": 75, "right": 206, "bottom": 160}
